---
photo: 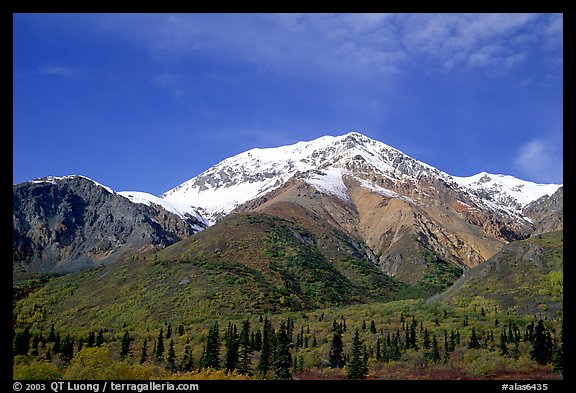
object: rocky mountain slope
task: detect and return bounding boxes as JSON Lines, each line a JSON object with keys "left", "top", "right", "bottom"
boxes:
{"left": 13, "top": 133, "right": 562, "bottom": 291}
{"left": 429, "top": 230, "right": 563, "bottom": 319}
{"left": 522, "top": 187, "right": 563, "bottom": 236}
{"left": 13, "top": 176, "right": 206, "bottom": 279}
{"left": 14, "top": 211, "right": 403, "bottom": 329}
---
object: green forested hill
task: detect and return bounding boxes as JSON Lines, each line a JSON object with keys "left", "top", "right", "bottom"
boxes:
{"left": 430, "top": 231, "right": 563, "bottom": 319}
{"left": 14, "top": 212, "right": 400, "bottom": 332}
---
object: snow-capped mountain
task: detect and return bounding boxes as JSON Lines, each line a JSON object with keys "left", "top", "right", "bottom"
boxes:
{"left": 452, "top": 172, "right": 562, "bottom": 213}
{"left": 14, "top": 132, "right": 562, "bottom": 285}
{"left": 118, "top": 191, "right": 209, "bottom": 231}
{"left": 161, "top": 132, "right": 450, "bottom": 223}
{"left": 161, "top": 132, "right": 560, "bottom": 225}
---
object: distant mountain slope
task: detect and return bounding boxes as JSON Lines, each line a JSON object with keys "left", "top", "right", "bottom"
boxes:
{"left": 453, "top": 172, "right": 562, "bottom": 213}
{"left": 522, "top": 187, "right": 563, "bottom": 236}
{"left": 13, "top": 176, "right": 206, "bottom": 279}
{"left": 429, "top": 231, "right": 563, "bottom": 319}
{"left": 14, "top": 212, "right": 401, "bottom": 330}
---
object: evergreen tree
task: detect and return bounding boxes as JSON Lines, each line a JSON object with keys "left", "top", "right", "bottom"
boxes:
{"left": 553, "top": 326, "right": 563, "bottom": 374}
{"left": 530, "top": 320, "right": 553, "bottom": 365}
{"left": 53, "top": 333, "right": 61, "bottom": 354}
{"left": 140, "top": 338, "right": 148, "bottom": 364}
{"left": 181, "top": 346, "right": 194, "bottom": 372}
{"left": 253, "top": 329, "right": 262, "bottom": 351}
{"left": 237, "top": 320, "right": 253, "bottom": 376}
{"left": 428, "top": 335, "right": 441, "bottom": 363}
{"left": 199, "top": 322, "right": 220, "bottom": 370}
{"left": 422, "top": 328, "right": 431, "bottom": 350}
{"left": 499, "top": 331, "right": 508, "bottom": 356}
{"left": 273, "top": 320, "right": 292, "bottom": 380}
{"left": 87, "top": 331, "right": 96, "bottom": 348}
{"left": 468, "top": 327, "right": 480, "bottom": 349}
{"left": 48, "top": 324, "right": 56, "bottom": 342}
{"left": 224, "top": 322, "right": 239, "bottom": 374}
{"left": 329, "top": 329, "right": 345, "bottom": 368}
{"left": 346, "top": 330, "right": 368, "bottom": 379}
{"left": 376, "top": 336, "right": 382, "bottom": 361}
{"left": 155, "top": 328, "right": 165, "bottom": 362}
{"left": 120, "top": 331, "right": 131, "bottom": 359}
{"left": 96, "top": 330, "right": 104, "bottom": 347}
{"left": 31, "top": 335, "right": 40, "bottom": 357}
{"left": 166, "top": 339, "right": 176, "bottom": 372}
{"left": 166, "top": 324, "right": 172, "bottom": 339}
{"left": 60, "top": 335, "right": 74, "bottom": 363}
{"left": 14, "top": 330, "right": 31, "bottom": 356}
{"left": 257, "top": 317, "right": 272, "bottom": 376}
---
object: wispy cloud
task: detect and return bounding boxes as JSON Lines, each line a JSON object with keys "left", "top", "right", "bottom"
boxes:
{"left": 513, "top": 137, "right": 563, "bottom": 183}
{"left": 38, "top": 64, "right": 80, "bottom": 78}
{"left": 87, "top": 13, "right": 561, "bottom": 79}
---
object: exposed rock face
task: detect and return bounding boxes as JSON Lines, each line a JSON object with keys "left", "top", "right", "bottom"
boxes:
{"left": 13, "top": 176, "right": 200, "bottom": 277}
{"left": 429, "top": 231, "right": 563, "bottom": 318}
{"left": 522, "top": 187, "right": 563, "bottom": 236}
{"left": 232, "top": 152, "right": 535, "bottom": 284}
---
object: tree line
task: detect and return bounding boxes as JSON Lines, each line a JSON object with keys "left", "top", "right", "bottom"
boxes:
{"left": 13, "top": 312, "right": 563, "bottom": 379}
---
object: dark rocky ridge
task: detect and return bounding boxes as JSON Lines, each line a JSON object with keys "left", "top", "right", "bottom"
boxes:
{"left": 13, "top": 176, "right": 201, "bottom": 278}
{"left": 522, "top": 187, "right": 563, "bottom": 236}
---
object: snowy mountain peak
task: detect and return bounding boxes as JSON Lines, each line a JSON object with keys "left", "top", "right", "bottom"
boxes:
{"left": 30, "top": 175, "right": 115, "bottom": 194}
{"left": 160, "top": 132, "right": 434, "bottom": 223}
{"left": 453, "top": 172, "right": 562, "bottom": 212}
{"left": 161, "top": 132, "right": 562, "bottom": 225}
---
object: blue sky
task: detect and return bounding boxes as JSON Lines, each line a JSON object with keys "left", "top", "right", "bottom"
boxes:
{"left": 13, "top": 13, "right": 563, "bottom": 195}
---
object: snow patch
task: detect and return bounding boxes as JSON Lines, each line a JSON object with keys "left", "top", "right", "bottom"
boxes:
{"left": 305, "top": 168, "right": 350, "bottom": 202}
{"left": 118, "top": 191, "right": 209, "bottom": 229}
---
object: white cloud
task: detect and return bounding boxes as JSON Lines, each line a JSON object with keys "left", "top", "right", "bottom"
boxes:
{"left": 85, "top": 13, "right": 561, "bottom": 79}
{"left": 38, "top": 65, "right": 80, "bottom": 78}
{"left": 514, "top": 138, "right": 563, "bottom": 184}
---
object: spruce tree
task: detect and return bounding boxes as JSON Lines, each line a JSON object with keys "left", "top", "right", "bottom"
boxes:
{"left": 155, "top": 328, "right": 165, "bottom": 362}
{"left": 329, "top": 330, "right": 345, "bottom": 368}
{"left": 14, "top": 330, "right": 31, "bottom": 356}
{"left": 237, "top": 320, "right": 253, "bottom": 376}
{"left": 166, "top": 339, "right": 176, "bottom": 372}
{"left": 257, "top": 317, "right": 272, "bottom": 376}
{"left": 553, "top": 331, "right": 563, "bottom": 374}
{"left": 60, "top": 335, "right": 74, "bottom": 363}
{"left": 429, "top": 335, "right": 440, "bottom": 363}
{"left": 181, "top": 346, "right": 194, "bottom": 372}
{"left": 120, "top": 331, "right": 131, "bottom": 359}
{"left": 224, "top": 322, "right": 239, "bottom": 374}
{"left": 346, "top": 330, "right": 368, "bottom": 379}
{"left": 422, "top": 328, "right": 431, "bottom": 350}
{"left": 499, "top": 331, "right": 508, "bottom": 356}
{"left": 140, "top": 338, "right": 148, "bottom": 364}
{"left": 96, "top": 330, "right": 104, "bottom": 347}
{"left": 87, "top": 331, "right": 96, "bottom": 348}
{"left": 273, "top": 320, "right": 292, "bottom": 380}
{"left": 48, "top": 324, "right": 56, "bottom": 342}
{"left": 200, "top": 322, "right": 220, "bottom": 370}
{"left": 468, "top": 327, "right": 480, "bottom": 349}
{"left": 530, "top": 320, "right": 553, "bottom": 365}
{"left": 253, "top": 329, "right": 262, "bottom": 351}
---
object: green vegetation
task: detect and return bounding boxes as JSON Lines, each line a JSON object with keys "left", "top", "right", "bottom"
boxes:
{"left": 12, "top": 221, "right": 563, "bottom": 380}
{"left": 13, "top": 298, "right": 562, "bottom": 380}
{"left": 397, "top": 248, "right": 463, "bottom": 299}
